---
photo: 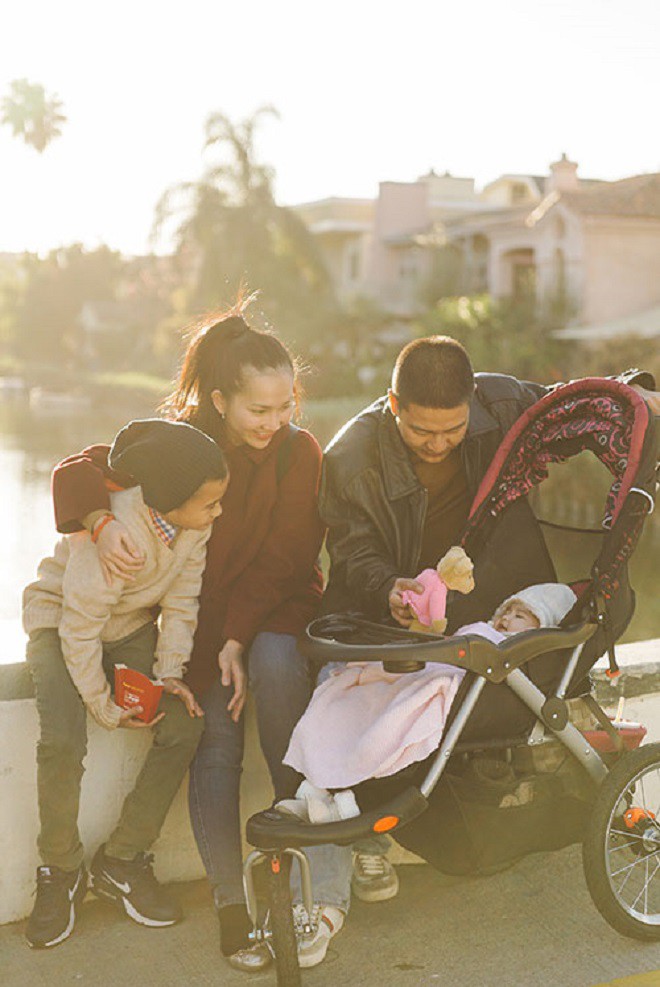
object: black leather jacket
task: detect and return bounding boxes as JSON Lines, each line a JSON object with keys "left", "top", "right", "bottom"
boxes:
{"left": 319, "top": 369, "right": 652, "bottom": 619}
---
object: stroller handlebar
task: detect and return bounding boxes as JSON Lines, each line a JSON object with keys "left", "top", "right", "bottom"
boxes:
{"left": 300, "top": 614, "right": 598, "bottom": 685}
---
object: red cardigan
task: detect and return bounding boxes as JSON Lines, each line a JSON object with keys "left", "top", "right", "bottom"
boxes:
{"left": 52, "top": 425, "right": 325, "bottom": 695}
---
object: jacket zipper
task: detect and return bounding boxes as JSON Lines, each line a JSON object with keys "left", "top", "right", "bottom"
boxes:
{"left": 411, "top": 485, "right": 428, "bottom": 572}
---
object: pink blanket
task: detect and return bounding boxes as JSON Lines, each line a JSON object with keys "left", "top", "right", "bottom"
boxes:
{"left": 284, "top": 622, "right": 503, "bottom": 788}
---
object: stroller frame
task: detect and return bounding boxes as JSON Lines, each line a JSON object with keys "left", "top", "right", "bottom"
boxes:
{"left": 243, "top": 620, "right": 616, "bottom": 985}
{"left": 244, "top": 379, "right": 658, "bottom": 984}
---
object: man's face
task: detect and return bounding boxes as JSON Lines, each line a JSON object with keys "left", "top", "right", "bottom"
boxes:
{"left": 389, "top": 392, "right": 470, "bottom": 464}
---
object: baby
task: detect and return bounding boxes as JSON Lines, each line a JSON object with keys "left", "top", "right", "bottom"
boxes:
{"left": 461, "top": 582, "right": 577, "bottom": 643}
{"left": 282, "top": 582, "right": 577, "bottom": 804}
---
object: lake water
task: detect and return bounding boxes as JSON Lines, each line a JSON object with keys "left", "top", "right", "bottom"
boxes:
{"left": 1, "top": 392, "right": 657, "bottom": 665}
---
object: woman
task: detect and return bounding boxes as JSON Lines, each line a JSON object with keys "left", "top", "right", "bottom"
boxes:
{"left": 51, "top": 303, "right": 336, "bottom": 970}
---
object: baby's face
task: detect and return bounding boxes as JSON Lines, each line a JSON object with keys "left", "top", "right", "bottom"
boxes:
{"left": 493, "top": 602, "right": 540, "bottom": 634}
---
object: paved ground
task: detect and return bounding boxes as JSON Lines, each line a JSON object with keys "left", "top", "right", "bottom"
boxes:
{"left": 3, "top": 846, "right": 660, "bottom": 987}
{"left": 5, "top": 693, "right": 660, "bottom": 987}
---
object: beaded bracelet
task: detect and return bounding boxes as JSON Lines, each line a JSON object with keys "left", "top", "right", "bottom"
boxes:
{"left": 91, "top": 513, "right": 116, "bottom": 544}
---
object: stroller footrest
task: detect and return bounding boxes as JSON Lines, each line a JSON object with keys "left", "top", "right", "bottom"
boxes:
{"left": 246, "top": 786, "right": 428, "bottom": 851}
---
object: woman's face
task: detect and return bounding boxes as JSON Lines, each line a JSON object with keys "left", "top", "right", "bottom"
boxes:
{"left": 212, "top": 369, "right": 295, "bottom": 449}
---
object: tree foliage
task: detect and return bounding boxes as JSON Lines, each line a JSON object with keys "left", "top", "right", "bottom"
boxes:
{"left": 416, "top": 294, "right": 565, "bottom": 382}
{"left": 10, "top": 245, "right": 122, "bottom": 365}
{"left": 1, "top": 79, "right": 66, "bottom": 152}
{"left": 151, "top": 106, "right": 334, "bottom": 343}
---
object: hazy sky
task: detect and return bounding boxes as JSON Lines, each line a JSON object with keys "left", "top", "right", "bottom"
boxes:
{"left": 1, "top": 0, "right": 658, "bottom": 255}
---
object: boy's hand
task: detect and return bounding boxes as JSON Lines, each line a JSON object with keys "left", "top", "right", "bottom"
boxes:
{"left": 218, "top": 640, "right": 246, "bottom": 723}
{"left": 97, "top": 520, "right": 145, "bottom": 585}
{"left": 162, "top": 677, "right": 204, "bottom": 718}
{"left": 389, "top": 577, "right": 424, "bottom": 627}
{"left": 118, "top": 706, "right": 165, "bottom": 729}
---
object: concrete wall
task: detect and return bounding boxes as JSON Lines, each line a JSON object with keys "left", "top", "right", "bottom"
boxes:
{"left": 0, "top": 669, "right": 276, "bottom": 925}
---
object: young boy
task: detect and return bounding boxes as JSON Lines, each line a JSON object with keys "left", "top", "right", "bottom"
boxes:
{"left": 23, "top": 418, "right": 228, "bottom": 949}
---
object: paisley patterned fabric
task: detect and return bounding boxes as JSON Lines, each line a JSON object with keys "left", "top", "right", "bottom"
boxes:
{"left": 466, "top": 380, "right": 648, "bottom": 531}
{"left": 463, "top": 378, "right": 652, "bottom": 598}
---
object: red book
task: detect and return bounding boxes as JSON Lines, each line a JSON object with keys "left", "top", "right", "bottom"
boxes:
{"left": 114, "top": 664, "right": 164, "bottom": 723}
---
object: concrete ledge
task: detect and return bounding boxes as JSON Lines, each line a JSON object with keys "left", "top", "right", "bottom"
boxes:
{"left": 0, "top": 662, "right": 34, "bottom": 701}
{"left": 2, "top": 638, "right": 658, "bottom": 925}
{"left": 0, "top": 697, "right": 213, "bottom": 925}
{"left": 593, "top": 639, "right": 660, "bottom": 700}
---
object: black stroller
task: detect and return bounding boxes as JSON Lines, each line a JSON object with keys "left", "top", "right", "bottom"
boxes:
{"left": 245, "top": 378, "right": 658, "bottom": 986}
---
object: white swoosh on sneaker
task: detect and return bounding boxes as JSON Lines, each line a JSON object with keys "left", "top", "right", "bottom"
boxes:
{"left": 68, "top": 870, "right": 83, "bottom": 901}
{"left": 102, "top": 871, "right": 131, "bottom": 894}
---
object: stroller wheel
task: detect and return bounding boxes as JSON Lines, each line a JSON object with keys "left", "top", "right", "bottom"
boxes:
{"left": 266, "top": 853, "right": 301, "bottom": 987}
{"left": 583, "top": 742, "right": 660, "bottom": 941}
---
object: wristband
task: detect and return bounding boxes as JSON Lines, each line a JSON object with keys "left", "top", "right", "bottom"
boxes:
{"left": 91, "top": 513, "right": 116, "bottom": 544}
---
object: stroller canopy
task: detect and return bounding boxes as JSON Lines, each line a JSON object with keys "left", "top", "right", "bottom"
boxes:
{"left": 462, "top": 378, "right": 656, "bottom": 601}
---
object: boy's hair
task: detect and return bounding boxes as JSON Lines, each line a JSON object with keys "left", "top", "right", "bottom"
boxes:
{"left": 392, "top": 336, "right": 474, "bottom": 409}
{"left": 109, "top": 419, "right": 227, "bottom": 513}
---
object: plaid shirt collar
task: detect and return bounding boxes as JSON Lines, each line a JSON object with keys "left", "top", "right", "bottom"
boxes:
{"left": 148, "top": 507, "right": 178, "bottom": 547}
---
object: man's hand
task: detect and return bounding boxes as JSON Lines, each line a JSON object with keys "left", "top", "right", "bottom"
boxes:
{"left": 97, "top": 520, "right": 145, "bottom": 586}
{"left": 118, "top": 705, "right": 165, "bottom": 729}
{"left": 218, "top": 640, "right": 247, "bottom": 723}
{"left": 388, "top": 577, "right": 424, "bottom": 627}
{"left": 162, "top": 677, "right": 204, "bottom": 718}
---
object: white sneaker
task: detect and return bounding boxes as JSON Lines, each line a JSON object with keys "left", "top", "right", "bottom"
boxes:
{"left": 293, "top": 903, "right": 345, "bottom": 968}
{"left": 351, "top": 852, "right": 399, "bottom": 903}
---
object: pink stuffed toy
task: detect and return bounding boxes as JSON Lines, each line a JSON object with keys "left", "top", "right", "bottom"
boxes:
{"left": 401, "top": 545, "right": 475, "bottom": 634}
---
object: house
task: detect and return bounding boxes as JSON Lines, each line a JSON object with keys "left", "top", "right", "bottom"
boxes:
{"left": 295, "top": 157, "right": 660, "bottom": 335}
{"left": 294, "top": 171, "right": 485, "bottom": 317}
{"left": 447, "top": 159, "right": 660, "bottom": 330}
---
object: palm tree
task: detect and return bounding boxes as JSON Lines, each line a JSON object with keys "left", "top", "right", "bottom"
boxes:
{"left": 1, "top": 79, "right": 66, "bottom": 152}
{"left": 151, "top": 106, "right": 333, "bottom": 333}
{"left": 204, "top": 104, "right": 279, "bottom": 207}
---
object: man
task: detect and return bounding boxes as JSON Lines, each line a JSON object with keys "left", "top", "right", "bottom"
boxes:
{"left": 319, "top": 335, "right": 656, "bottom": 903}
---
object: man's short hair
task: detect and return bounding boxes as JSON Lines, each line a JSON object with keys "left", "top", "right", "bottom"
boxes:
{"left": 392, "top": 336, "right": 474, "bottom": 409}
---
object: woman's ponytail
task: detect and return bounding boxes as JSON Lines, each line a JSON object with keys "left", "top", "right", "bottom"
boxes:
{"left": 162, "top": 302, "right": 297, "bottom": 440}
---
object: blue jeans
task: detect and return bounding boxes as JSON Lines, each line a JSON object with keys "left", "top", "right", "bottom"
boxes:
{"left": 290, "top": 661, "right": 390, "bottom": 914}
{"left": 189, "top": 632, "right": 314, "bottom": 908}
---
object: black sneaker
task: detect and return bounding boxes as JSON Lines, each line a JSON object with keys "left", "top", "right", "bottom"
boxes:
{"left": 89, "top": 846, "right": 181, "bottom": 927}
{"left": 26, "top": 864, "right": 87, "bottom": 949}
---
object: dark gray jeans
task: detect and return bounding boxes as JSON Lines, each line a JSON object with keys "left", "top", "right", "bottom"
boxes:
{"left": 27, "top": 623, "right": 204, "bottom": 872}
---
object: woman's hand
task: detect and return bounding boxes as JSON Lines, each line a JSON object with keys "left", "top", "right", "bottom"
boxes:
{"left": 162, "top": 677, "right": 205, "bottom": 718}
{"left": 118, "top": 706, "right": 165, "bottom": 729}
{"left": 388, "top": 577, "right": 424, "bottom": 627}
{"left": 218, "top": 640, "right": 247, "bottom": 723}
{"left": 97, "top": 519, "right": 145, "bottom": 585}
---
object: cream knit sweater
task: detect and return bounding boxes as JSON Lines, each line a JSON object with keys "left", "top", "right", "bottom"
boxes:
{"left": 23, "top": 486, "right": 211, "bottom": 730}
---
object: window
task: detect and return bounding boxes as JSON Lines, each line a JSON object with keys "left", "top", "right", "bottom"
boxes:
{"left": 513, "top": 262, "right": 536, "bottom": 299}
{"left": 511, "top": 182, "right": 528, "bottom": 204}
{"left": 347, "top": 247, "right": 360, "bottom": 282}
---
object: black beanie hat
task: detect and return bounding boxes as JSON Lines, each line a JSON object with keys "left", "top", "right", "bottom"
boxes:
{"left": 109, "top": 419, "right": 227, "bottom": 513}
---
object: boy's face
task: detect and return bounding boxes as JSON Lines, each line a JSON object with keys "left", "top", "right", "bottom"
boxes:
{"left": 164, "top": 477, "right": 228, "bottom": 530}
{"left": 493, "top": 601, "right": 540, "bottom": 634}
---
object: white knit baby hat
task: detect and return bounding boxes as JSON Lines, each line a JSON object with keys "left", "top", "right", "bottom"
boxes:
{"left": 492, "top": 583, "right": 577, "bottom": 628}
